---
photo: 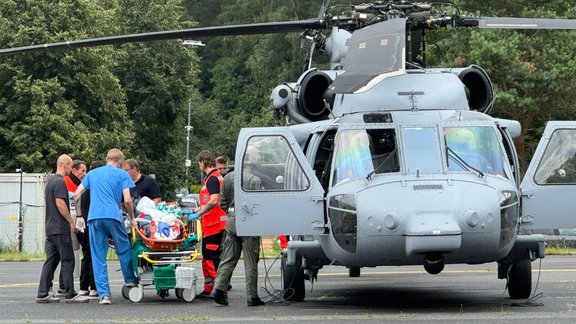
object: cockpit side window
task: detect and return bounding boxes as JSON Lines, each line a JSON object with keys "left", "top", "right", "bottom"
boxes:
{"left": 242, "top": 135, "right": 310, "bottom": 191}
{"left": 533, "top": 129, "right": 576, "bottom": 184}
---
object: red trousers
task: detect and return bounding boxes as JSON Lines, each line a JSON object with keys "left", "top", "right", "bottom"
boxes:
{"left": 201, "top": 231, "right": 224, "bottom": 293}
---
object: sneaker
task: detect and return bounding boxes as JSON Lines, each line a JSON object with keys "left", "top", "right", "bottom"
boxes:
{"left": 88, "top": 291, "right": 99, "bottom": 300}
{"left": 196, "top": 290, "right": 213, "bottom": 299}
{"left": 36, "top": 295, "right": 60, "bottom": 303}
{"left": 125, "top": 281, "right": 138, "bottom": 288}
{"left": 53, "top": 289, "right": 66, "bottom": 297}
{"left": 212, "top": 289, "right": 228, "bottom": 306}
{"left": 65, "top": 294, "right": 89, "bottom": 303}
{"left": 78, "top": 290, "right": 89, "bottom": 296}
{"left": 247, "top": 297, "right": 266, "bottom": 307}
{"left": 99, "top": 296, "right": 111, "bottom": 305}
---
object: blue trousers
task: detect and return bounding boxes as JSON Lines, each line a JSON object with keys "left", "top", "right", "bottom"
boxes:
{"left": 89, "top": 218, "right": 136, "bottom": 299}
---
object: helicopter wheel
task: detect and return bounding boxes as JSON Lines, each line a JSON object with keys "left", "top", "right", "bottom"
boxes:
{"left": 507, "top": 259, "right": 532, "bottom": 299}
{"left": 348, "top": 266, "right": 360, "bottom": 278}
{"left": 281, "top": 253, "right": 305, "bottom": 302}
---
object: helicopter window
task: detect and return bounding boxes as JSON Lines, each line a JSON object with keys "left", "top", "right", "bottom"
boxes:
{"left": 402, "top": 127, "right": 442, "bottom": 174}
{"left": 533, "top": 129, "right": 576, "bottom": 184}
{"left": 332, "top": 128, "right": 399, "bottom": 186}
{"left": 443, "top": 126, "right": 509, "bottom": 178}
{"left": 242, "top": 135, "right": 310, "bottom": 191}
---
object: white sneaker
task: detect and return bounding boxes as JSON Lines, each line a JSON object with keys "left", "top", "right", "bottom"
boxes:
{"left": 99, "top": 296, "right": 111, "bottom": 305}
{"left": 65, "top": 294, "right": 89, "bottom": 303}
{"left": 36, "top": 295, "right": 60, "bottom": 303}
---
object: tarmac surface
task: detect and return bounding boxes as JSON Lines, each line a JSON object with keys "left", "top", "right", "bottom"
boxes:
{"left": 1, "top": 255, "right": 575, "bottom": 323}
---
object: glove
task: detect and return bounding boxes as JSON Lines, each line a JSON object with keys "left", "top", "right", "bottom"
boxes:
{"left": 75, "top": 217, "right": 86, "bottom": 232}
{"left": 187, "top": 212, "right": 201, "bottom": 221}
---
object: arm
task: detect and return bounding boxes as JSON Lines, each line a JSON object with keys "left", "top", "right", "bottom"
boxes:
{"left": 122, "top": 188, "right": 135, "bottom": 221}
{"left": 220, "top": 173, "right": 233, "bottom": 213}
{"left": 73, "top": 184, "right": 86, "bottom": 217}
{"left": 196, "top": 193, "right": 220, "bottom": 216}
{"left": 56, "top": 198, "right": 77, "bottom": 232}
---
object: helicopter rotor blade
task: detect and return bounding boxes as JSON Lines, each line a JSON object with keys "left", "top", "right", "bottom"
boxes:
{"left": 0, "top": 19, "right": 325, "bottom": 56}
{"left": 459, "top": 16, "right": 576, "bottom": 30}
{"left": 317, "top": 0, "right": 331, "bottom": 19}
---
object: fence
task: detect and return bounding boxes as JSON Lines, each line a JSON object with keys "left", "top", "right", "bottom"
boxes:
{"left": 0, "top": 173, "right": 48, "bottom": 254}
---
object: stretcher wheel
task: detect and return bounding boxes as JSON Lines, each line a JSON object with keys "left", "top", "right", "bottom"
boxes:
{"left": 175, "top": 288, "right": 195, "bottom": 302}
{"left": 128, "top": 285, "right": 144, "bottom": 303}
{"left": 121, "top": 284, "right": 129, "bottom": 299}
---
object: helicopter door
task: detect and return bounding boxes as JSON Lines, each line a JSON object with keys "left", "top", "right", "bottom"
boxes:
{"left": 520, "top": 121, "right": 576, "bottom": 230}
{"left": 234, "top": 128, "right": 325, "bottom": 236}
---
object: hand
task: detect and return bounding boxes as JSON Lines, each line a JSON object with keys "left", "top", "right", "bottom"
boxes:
{"left": 187, "top": 212, "right": 200, "bottom": 221}
{"left": 129, "top": 218, "right": 138, "bottom": 228}
{"left": 70, "top": 221, "right": 79, "bottom": 234}
{"left": 76, "top": 217, "right": 86, "bottom": 231}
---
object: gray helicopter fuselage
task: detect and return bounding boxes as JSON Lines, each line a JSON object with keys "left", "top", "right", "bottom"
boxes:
{"left": 295, "top": 109, "right": 519, "bottom": 267}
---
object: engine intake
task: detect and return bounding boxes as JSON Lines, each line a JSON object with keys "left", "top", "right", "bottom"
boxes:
{"left": 451, "top": 65, "right": 494, "bottom": 114}
{"left": 290, "top": 70, "right": 333, "bottom": 123}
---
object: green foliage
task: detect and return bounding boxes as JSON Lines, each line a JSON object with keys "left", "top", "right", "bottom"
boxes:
{"left": 2, "top": 0, "right": 576, "bottom": 197}
{"left": 429, "top": 0, "right": 576, "bottom": 171}
{"left": 0, "top": 0, "right": 133, "bottom": 172}
{"left": 113, "top": 0, "right": 199, "bottom": 200}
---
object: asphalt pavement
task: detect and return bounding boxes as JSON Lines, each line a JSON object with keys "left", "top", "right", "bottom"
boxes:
{"left": 1, "top": 255, "right": 575, "bottom": 323}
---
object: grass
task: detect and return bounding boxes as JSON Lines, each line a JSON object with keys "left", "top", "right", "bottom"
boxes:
{"left": 544, "top": 246, "right": 576, "bottom": 255}
{"left": 0, "top": 238, "right": 282, "bottom": 261}
{"left": 3, "top": 241, "right": 573, "bottom": 261}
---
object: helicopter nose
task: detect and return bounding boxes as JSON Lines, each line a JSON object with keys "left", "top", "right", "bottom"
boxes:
{"left": 404, "top": 213, "right": 462, "bottom": 258}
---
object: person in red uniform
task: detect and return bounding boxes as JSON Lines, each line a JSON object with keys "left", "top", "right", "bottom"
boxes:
{"left": 191, "top": 150, "right": 227, "bottom": 298}
{"left": 64, "top": 160, "right": 87, "bottom": 193}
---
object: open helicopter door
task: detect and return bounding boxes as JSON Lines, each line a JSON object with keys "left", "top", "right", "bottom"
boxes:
{"left": 520, "top": 121, "right": 576, "bottom": 230}
{"left": 234, "top": 127, "right": 325, "bottom": 236}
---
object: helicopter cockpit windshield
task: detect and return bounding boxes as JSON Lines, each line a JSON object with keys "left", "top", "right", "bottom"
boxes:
{"left": 444, "top": 126, "right": 510, "bottom": 178}
{"left": 332, "top": 128, "right": 399, "bottom": 186}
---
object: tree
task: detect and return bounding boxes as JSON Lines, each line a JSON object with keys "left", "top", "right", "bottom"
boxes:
{"left": 0, "top": 0, "right": 133, "bottom": 172}
{"left": 428, "top": 0, "right": 576, "bottom": 171}
{"left": 113, "top": 0, "right": 199, "bottom": 199}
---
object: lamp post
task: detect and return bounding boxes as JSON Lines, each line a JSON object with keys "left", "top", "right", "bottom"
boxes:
{"left": 185, "top": 97, "right": 193, "bottom": 176}
{"left": 182, "top": 40, "right": 205, "bottom": 176}
{"left": 15, "top": 168, "right": 23, "bottom": 252}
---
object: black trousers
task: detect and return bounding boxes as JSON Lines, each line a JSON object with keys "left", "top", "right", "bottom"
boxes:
{"left": 78, "top": 226, "right": 96, "bottom": 291}
{"left": 37, "top": 234, "right": 76, "bottom": 299}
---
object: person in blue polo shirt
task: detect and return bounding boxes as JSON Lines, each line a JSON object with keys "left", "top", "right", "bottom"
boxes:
{"left": 74, "top": 148, "right": 138, "bottom": 305}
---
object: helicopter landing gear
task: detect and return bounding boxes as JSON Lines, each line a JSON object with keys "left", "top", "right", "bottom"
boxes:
{"left": 423, "top": 253, "right": 445, "bottom": 274}
{"left": 348, "top": 266, "right": 360, "bottom": 277}
{"left": 281, "top": 252, "right": 305, "bottom": 302}
{"left": 506, "top": 259, "right": 532, "bottom": 299}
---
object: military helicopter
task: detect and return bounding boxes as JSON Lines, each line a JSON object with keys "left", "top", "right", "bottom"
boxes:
{"left": 2, "top": 1, "right": 576, "bottom": 303}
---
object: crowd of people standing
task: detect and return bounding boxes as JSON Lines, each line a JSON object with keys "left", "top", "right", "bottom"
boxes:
{"left": 37, "top": 148, "right": 266, "bottom": 307}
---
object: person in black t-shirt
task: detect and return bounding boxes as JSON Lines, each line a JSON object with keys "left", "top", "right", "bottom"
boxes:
{"left": 36, "top": 154, "right": 88, "bottom": 304}
{"left": 122, "top": 159, "right": 162, "bottom": 205}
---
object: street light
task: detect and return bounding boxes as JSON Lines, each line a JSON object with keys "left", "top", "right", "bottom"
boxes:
{"left": 185, "top": 97, "right": 193, "bottom": 176}
{"left": 15, "top": 168, "right": 23, "bottom": 252}
{"left": 182, "top": 40, "right": 205, "bottom": 176}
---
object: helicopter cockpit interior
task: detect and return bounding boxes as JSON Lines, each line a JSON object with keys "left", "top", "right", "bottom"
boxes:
{"left": 444, "top": 126, "right": 511, "bottom": 178}
{"left": 331, "top": 128, "right": 399, "bottom": 186}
